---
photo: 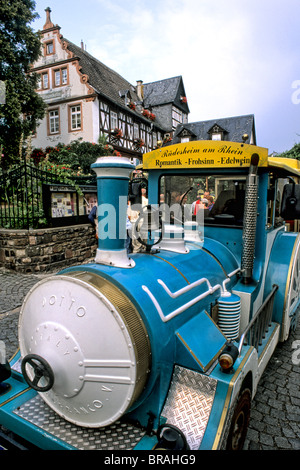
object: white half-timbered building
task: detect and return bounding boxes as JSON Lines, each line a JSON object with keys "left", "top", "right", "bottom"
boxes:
{"left": 31, "top": 8, "right": 190, "bottom": 160}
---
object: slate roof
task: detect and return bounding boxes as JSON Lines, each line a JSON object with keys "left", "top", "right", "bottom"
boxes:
{"left": 172, "top": 114, "right": 256, "bottom": 145}
{"left": 65, "top": 40, "right": 140, "bottom": 109}
{"left": 143, "top": 76, "right": 189, "bottom": 111}
{"left": 63, "top": 39, "right": 187, "bottom": 131}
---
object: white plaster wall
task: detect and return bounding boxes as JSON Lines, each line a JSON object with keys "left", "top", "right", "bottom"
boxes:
{"left": 32, "top": 28, "right": 97, "bottom": 149}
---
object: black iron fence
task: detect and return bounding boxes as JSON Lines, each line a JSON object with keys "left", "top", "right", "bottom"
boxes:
{"left": 0, "top": 162, "right": 96, "bottom": 230}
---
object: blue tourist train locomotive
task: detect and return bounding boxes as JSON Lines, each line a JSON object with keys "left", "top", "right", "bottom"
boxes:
{"left": 0, "top": 140, "right": 300, "bottom": 450}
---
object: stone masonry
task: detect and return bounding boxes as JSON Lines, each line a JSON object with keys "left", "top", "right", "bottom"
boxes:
{"left": 0, "top": 224, "right": 97, "bottom": 273}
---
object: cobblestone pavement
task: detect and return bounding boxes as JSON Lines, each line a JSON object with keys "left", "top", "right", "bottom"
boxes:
{"left": 244, "top": 316, "right": 300, "bottom": 450}
{"left": 0, "top": 268, "right": 299, "bottom": 450}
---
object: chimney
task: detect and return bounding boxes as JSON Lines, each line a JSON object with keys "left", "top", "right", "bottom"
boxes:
{"left": 136, "top": 80, "right": 144, "bottom": 101}
{"left": 91, "top": 156, "right": 135, "bottom": 268}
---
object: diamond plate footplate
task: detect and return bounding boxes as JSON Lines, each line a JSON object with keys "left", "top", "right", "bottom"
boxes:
{"left": 161, "top": 366, "right": 217, "bottom": 450}
{"left": 13, "top": 395, "right": 145, "bottom": 450}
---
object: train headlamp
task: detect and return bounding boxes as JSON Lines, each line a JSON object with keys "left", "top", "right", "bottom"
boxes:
{"left": 218, "top": 342, "right": 239, "bottom": 371}
{"left": 156, "top": 424, "right": 189, "bottom": 450}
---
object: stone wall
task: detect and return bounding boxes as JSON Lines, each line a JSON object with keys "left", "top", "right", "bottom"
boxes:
{"left": 0, "top": 224, "right": 97, "bottom": 273}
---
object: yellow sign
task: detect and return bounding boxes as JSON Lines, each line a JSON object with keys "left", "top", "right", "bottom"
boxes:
{"left": 143, "top": 140, "right": 269, "bottom": 170}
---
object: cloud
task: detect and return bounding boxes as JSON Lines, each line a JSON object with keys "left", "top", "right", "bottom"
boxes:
{"left": 33, "top": 0, "right": 300, "bottom": 151}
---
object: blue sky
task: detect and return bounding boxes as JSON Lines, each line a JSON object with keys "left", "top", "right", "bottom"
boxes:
{"left": 32, "top": 0, "right": 300, "bottom": 154}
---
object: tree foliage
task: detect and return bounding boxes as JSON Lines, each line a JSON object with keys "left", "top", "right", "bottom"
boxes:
{"left": 277, "top": 142, "right": 300, "bottom": 160}
{"left": 0, "top": 0, "right": 45, "bottom": 167}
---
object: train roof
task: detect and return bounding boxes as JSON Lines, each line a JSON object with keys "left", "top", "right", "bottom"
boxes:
{"left": 267, "top": 156, "right": 300, "bottom": 177}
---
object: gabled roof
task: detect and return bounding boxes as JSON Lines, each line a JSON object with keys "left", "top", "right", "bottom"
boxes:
{"left": 143, "top": 76, "right": 190, "bottom": 112}
{"left": 172, "top": 114, "right": 256, "bottom": 144}
{"left": 65, "top": 40, "right": 140, "bottom": 109}
{"left": 176, "top": 127, "right": 197, "bottom": 138}
{"left": 62, "top": 40, "right": 188, "bottom": 131}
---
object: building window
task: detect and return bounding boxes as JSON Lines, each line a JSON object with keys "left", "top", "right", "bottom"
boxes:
{"left": 39, "top": 72, "right": 49, "bottom": 90}
{"left": 181, "top": 137, "right": 190, "bottom": 143}
{"left": 69, "top": 104, "right": 82, "bottom": 131}
{"left": 152, "top": 132, "right": 157, "bottom": 149}
{"left": 45, "top": 40, "right": 54, "bottom": 55}
{"left": 110, "top": 111, "right": 118, "bottom": 130}
{"left": 37, "top": 75, "right": 42, "bottom": 90}
{"left": 211, "top": 133, "right": 222, "bottom": 140}
{"left": 53, "top": 67, "right": 68, "bottom": 87}
{"left": 172, "top": 106, "right": 183, "bottom": 129}
{"left": 48, "top": 109, "right": 60, "bottom": 134}
{"left": 133, "top": 123, "right": 139, "bottom": 139}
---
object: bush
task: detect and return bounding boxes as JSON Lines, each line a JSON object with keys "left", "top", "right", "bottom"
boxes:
{"left": 31, "top": 148, "right": 46, "bottom": 165}
{"left": 31, "top": 138, "right": 117, "bottom": 174}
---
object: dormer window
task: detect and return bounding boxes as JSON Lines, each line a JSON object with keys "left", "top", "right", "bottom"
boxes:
{"left": 208, "top": 124, "right": 226, "bottom": 141}
{"left": 177, "top": 127, "right": 196, "bottom": 143}
{"left": 211, "top": 125, "right": 222, "bottom": 140}
{"left": 119, "top": 89, "right": 132, "bottom": 107}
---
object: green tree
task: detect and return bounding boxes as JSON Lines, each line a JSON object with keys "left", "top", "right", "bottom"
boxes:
{"left": 0, "top": 0, "right": 45, "bottom": 167}
{"left": 277, "top": 142, "right": 300, "bottom": 160}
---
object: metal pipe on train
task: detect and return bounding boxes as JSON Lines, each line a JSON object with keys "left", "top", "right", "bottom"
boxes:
{"left": 19, "top": 156, "right": 241, "bottom": 434}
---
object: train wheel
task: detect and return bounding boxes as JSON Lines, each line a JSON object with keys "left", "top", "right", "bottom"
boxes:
{"left": 226, "top": 388, "right": 251, "bottom": 451}
{"left": 282, "top": 235, "right": 300, "bottom": 341}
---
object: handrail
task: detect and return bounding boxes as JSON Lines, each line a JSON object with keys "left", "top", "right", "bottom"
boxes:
{"left": 238, "top": 284, "right": 278, "bottom": 355}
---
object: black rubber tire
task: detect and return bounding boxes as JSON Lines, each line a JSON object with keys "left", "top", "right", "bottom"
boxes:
{"left": 225, "top": 388, "right": 252, "bottom": 451}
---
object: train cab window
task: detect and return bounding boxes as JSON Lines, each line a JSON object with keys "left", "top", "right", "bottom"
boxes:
{"left": 159, "top": 174, "right": 246, "bottom": 226}
{"left": 267, "top": 175, "right": 291, "bottom": 228}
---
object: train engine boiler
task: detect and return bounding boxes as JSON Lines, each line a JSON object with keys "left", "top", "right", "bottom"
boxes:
{"left": 1, "top": 141, "right": 300, "bottom": 451}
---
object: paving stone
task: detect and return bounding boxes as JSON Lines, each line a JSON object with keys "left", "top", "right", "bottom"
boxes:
{"left": 290, "top": 439, "right": 300, "bottom": 450}
{"left": 260, "top": 434, "right": 274, "bottom": 447}
{"left": 282, "top": 426, "right": 296, "bottom": 439}
{"left": 274, "top": 436, "right": 291, "bottom": 449}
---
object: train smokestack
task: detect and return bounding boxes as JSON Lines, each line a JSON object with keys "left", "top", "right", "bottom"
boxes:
{"left": 91, "top": 156, "right": 135, "bottom": 268}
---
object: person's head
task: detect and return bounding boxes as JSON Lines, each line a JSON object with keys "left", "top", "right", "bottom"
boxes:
{"left": 203, "top": 190, "right": 210, "bottom": 198}
{"left": 181, "top": 194, "right": 187, "bottom": 204}
{"left": 201, "top": 198, "right": 209, "bottom": 208}
{"left": 171, "top": 191, "right": 181, "bottom": 203}
{"left": 132, "top": 169, "right": 141, "bottom": 178}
